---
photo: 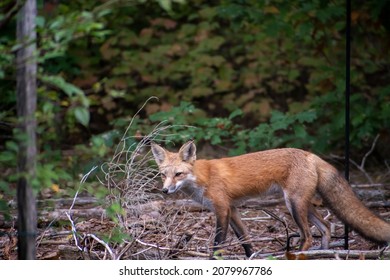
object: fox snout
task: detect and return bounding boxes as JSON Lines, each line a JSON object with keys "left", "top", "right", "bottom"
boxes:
{"left": 162, "top": 188, "right": 169, "bottom": 194}
{"left": 160, "top": 176, "right": 181, "bottom": 194}
{"left": 162, "top": 183, "right": 180, "bottom": 194}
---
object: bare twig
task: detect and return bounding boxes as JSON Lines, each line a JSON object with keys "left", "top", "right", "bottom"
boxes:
{"left": 65, "top": 165, "right": 99, "bottom": 254}
{"left": 360, "top": 134, "right": 380, "bottom": 171}
{"left": 262, "top": 209, "right": 290, "bottom": 243}
{"left": 83, "top": 233, "right": 116, "bottom": 260}
{"left": 351, "top": 183, "right": 389, "bottom": 188}
{"left": 134, "top": 238, "right": 172, "bottom": 251}
{"left": 331, "top": 154, "right": 374, "bottom": 184}
{"left": 65, "top": 211, "right": 83, "bottom": 252}
{"left": 70, "top": 166, "right": 98, "bottom": 211}
{"left": 330, "top": 134, "right": 380, "bottom": 184}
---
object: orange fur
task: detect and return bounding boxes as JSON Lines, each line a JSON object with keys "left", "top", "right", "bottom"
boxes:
{"left": 151, "top": 141, "right": 390, "bottom": 257}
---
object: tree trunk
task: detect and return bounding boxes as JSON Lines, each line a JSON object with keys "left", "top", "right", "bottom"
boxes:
{"left": 16, "top": 0, "right": 37, "bottom": 260}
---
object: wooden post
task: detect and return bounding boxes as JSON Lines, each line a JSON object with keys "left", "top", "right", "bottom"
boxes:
{"left": 16, "top": 0, "right": 37, "bottom": 260}
{"left": 344, "top": 0, "right": 351, "bottom": 250}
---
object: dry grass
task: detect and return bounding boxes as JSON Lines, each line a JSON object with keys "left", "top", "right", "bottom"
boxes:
{"left": 70, "top": 97, "right": 206, "bottom": 259}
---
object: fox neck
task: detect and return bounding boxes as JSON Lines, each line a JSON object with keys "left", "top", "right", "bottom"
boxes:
{"left": 179, "top": 179, "right": 214, "bottom": 211}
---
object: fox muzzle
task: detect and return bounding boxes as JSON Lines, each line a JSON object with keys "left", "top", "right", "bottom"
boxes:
{"left": 162, "top": 178, "right": 183, "bottom": 194}
{"left": 162, "top": 188, "right": 169, "bottom": 194}
{"left": 162, "top": 184, "right": 180, "bottom": 194}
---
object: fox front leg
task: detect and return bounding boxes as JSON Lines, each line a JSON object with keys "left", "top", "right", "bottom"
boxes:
{"left": 212, "top": 205, "right": 230, "bottom": 259}
{"left": 230, "top": 206, "right": 253, "bottom": 257}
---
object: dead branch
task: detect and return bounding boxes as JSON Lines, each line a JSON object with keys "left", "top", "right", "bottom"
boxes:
{"left": 360, "top": 134, "right": 380, "bottom": 172}
{"left": 64, "top": 165, "right": 114, "bottom": 259}
{"left": 351, "top": 183, "right": 390, "bottom": 188}
{"left": 331, "top": 154, "right": 374, "bottom": 184}
{"left": 167, "top": 232, "right": 193, "bottom": 258}
{"left": 330, "top": 134, "right": 380, "bottom": 184}
{"left": 183, "top": 251, "right": 209, "bottom": 258}
{"left": 40, "top": 208, "right": 106, "bottom": 223}
{"left": 274, "top": 248, "right": 390, "bottom": 260}
{"left": 134, "top": 238, "right": 172, "bottom": 251}
{"left": 365, "top": 201, "right": 390, "bottom": 208}
{"left": 82, "top": 233, "right": 116, "bottom": 260}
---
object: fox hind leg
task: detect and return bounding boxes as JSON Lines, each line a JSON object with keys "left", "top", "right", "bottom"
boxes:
{"left": 308, "top": 205, "right": 331, "bottom": 249}
{"left": 284, "top": 195, "right": 313, "bottom": 251}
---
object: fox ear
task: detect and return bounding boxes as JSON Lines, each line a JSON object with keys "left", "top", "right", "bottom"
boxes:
{"left": 151, "top": 142, "right": 167, "bottom": 165}
{"left": 179, "top": 140, "right": 196, "bottom": 164}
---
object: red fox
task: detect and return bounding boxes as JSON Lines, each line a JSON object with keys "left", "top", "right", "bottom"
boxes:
{"left": 151, "top": 141, "right": 390, "bottom": 257}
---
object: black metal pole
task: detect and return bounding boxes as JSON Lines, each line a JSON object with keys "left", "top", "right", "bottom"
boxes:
{"left": 344, "top": 0, "right": 351, "bottom": 250}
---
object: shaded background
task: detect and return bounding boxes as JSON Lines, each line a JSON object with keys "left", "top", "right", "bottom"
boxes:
{"left": 1, "top": 0, "right": 390, "bottom": 253}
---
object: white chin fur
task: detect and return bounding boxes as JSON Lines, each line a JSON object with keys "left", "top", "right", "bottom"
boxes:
{"left": 168, "top": 180, "right": 183, "bottom": 194}
{"left": 168, "top": 174, "right": 196, "bottom": 194}
{"left": 186, "top": 174, "right": 196, "bottom": 182}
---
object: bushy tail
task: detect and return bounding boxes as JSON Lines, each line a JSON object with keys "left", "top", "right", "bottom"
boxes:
{"left": 315, "top": 157, "right": 390, "bottom": 244}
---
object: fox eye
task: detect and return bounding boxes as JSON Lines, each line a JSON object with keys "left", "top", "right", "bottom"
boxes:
{"left": 161, "top": 173, "right": 167, "bottom": 179}
{"left": 175, "top": 172, "right": 183, "bottom": 177}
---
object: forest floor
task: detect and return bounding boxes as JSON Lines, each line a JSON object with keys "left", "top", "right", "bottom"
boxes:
{"left": 1, "top": 185, "right": 389, "bottom": 260}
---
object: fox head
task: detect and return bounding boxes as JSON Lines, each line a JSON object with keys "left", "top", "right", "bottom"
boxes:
{"left": 151, "top": 141, "right": 197, "bottom": 194}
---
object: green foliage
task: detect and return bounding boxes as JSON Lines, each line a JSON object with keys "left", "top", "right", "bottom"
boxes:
{"left": 39, "top": 75, "right": 90, "bottom": 127}
{"left": 0, "top": 1, "right": 113, "bottom": 218}
{"left": 1, "top": 0, "right": 389, "bottom": 222}
{"left": 102, "top": 226, "right": 132, "bottom": 244}
{"left": 146, "top": 101, "right": 317, "bottom": 156}
{"left": 105, "top": 202, "right": 126, "bottom": 224}
{"left": 73, "top": 0, "right": 348, "bottom": 151}
{"left": 34, "top": 162, "right": 73, "bottom": 192}
{"left": 246, "top": 110, "right": 317, "bottom": 150}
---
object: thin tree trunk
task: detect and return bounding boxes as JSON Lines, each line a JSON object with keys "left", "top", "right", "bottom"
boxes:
{"left": 16, "top": 0, "right": 37, "bottom": 260}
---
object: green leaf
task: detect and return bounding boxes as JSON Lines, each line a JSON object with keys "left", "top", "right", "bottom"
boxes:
{"left": 270, "top": 110, "right": 285, "bottom": 123}
{"left": 0, "top": 200, "right": 11, "bottom": 221}
{"left": 36, "top": 16, "right": 45, "bottom": 28}
{"left": 40, "top": 75, "right": 84, "bottom": 97}
{"left": 229, "top": 109, "right": 243, "bottom": 120}
{"left": 5, "top": 141, "right": 19, "bottom": 153}
{"left": 106, "top": 202, "right": 126, "bottom": 222}
{"left": 74, "top": 107, "right": 90, "bottom": 127}
{"left": 211, "top": 134, "right": 221, "bottom": 145}
{"left": 294, "top": 125, "right": 307, "bottom": 139}
{"left": 0, "top": 151, "right": 16, "bottom": 163}
{"left": 158, "top": 0, "right": 172, "bottom": 12}
{"left": 295, "top": 110, "right": 317, "bottom": 123}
